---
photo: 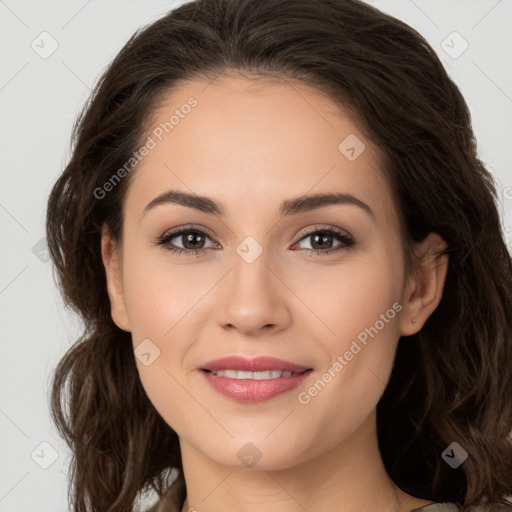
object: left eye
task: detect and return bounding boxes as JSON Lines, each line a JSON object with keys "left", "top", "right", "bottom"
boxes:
{"left": 293, "top": 227, "right": 355, "bottom": 255}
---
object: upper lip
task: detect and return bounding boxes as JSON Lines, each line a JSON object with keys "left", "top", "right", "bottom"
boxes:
{"left": 200, "top": 356, "right": 311, "bottom": 372}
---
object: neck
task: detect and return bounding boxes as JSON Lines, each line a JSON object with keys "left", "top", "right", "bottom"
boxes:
{"left": 178, "top": 411, "right": 431, "bottom": 512}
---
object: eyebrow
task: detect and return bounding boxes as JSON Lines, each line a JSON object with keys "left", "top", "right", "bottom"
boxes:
{"left": 143, "top": 190, "right": 374, "bottom": 219}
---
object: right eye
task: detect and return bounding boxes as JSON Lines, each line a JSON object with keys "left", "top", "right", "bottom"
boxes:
{"left": 155, "top": 227, "right": 219, "bottom": 256}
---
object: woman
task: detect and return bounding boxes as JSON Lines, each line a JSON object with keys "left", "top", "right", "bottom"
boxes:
{"left": 46, "top": 0, "right": 512, "bottom": 511}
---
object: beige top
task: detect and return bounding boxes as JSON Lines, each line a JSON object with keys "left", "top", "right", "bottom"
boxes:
{"left": 413, "top": 504, "right": 503, "bottom": 512}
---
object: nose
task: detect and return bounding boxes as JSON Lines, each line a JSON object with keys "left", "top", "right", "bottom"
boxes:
{"left": 214, "top": 245, "right": 292, "bottom": 337}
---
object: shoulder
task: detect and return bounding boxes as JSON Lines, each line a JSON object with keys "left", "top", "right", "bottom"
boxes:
{"left": 412, "top": 503, "right": 511, "bottom": 512}
{"left": 412, "top": 504, "right": 459, "bottom": 512}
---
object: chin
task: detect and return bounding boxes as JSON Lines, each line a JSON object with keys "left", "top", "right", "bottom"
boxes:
{"left": 202, "top": 436, "right": 313, "bottom": 471}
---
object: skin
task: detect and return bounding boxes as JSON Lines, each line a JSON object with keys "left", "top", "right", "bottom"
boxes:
{"left": 101, "top": 74, "right": 448, "bottom": 512}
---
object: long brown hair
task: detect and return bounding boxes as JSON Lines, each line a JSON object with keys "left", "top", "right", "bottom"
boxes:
{"left": 46, "top": 0, "right": 512, "bottom": 510}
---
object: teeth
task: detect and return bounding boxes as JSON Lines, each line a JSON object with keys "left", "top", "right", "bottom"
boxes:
{"left": 209, "top": 369, "right": 298, "bottom": 379}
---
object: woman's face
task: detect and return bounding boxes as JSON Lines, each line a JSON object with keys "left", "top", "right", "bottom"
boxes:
{"left": 105, "top": 74, "right": 412, "bottom": 469}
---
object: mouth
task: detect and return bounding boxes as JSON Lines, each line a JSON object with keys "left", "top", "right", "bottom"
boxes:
{"left": 199, "top": 356, "right": 313, "bottom": 403}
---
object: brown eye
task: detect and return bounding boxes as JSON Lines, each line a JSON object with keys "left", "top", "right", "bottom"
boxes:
{"left": 179, "top": 231, "right": 207, "bottom": 249}
{"left": 156, "top": 228, "right": 217, "bottom": 256}
{"left": 294, "top": 227, "right": 355, "bottom": 256}
{"left": 306, "top": 232, "right": 337, "bottom": 250}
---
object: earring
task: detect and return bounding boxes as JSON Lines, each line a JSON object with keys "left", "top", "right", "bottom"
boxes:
{"left": 412, "top": 317, "right": 417, "bottom": 323}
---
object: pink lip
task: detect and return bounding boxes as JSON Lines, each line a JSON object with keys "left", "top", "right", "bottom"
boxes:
{"left": 200, "top": 356, "right": 313, "bottom": 403}
{"left": 201, "top": 356, "right": 311, "bottom": 373}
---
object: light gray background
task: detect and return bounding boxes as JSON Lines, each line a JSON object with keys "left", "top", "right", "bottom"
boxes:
{"left": 1, "top": 1, "right": 511, "bottom": 510}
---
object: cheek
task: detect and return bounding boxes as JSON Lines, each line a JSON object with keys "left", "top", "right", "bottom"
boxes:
{"left": 121, "top": 240, "right": 200, "bottom": 339}
{"left": 289, "top": 245, "right": 403, "bottom": 351}
{"left": 120, "top": 241, "right": 216, "bottom": 428}
{"left": 330, "top": 249, "right": 403, "bottom": 376}
{"left": 291, "top": 250, "right": 403, "bottom": 432}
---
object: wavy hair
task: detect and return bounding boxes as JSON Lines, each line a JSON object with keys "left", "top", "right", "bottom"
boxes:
{"left": 46, "top": 0, "right": 512, "bottom": 510}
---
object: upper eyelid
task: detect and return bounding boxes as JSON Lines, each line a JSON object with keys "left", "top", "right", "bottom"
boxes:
{"left": 298, "top": 225, "right": 353, "bottom": 239}
{"left": 162, "top": 224, "right": 216, "bottom": 239}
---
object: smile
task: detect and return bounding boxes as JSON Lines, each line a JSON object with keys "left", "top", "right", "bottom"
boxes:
{"left": 204, "top": 369, "right": 303, "bottom": 379}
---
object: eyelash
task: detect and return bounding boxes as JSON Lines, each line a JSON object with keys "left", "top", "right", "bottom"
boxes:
{"left": 154, "top": 225, "right": 355, "bottom": 258}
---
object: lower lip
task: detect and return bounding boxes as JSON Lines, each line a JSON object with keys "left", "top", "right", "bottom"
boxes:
{"left": 201, "top": 370, "right": 312, "bottom": 403}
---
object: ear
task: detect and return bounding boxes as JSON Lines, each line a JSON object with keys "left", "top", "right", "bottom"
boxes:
{"left": 399, "top": 232, "right": 449, "bottom": 336}
{"left": 101, "top": 224, "right": 131, "bottom": 332}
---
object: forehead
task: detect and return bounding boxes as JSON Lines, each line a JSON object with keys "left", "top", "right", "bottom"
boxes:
{"left": 123, "top": 74, "right": 398, "bottom": 229}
